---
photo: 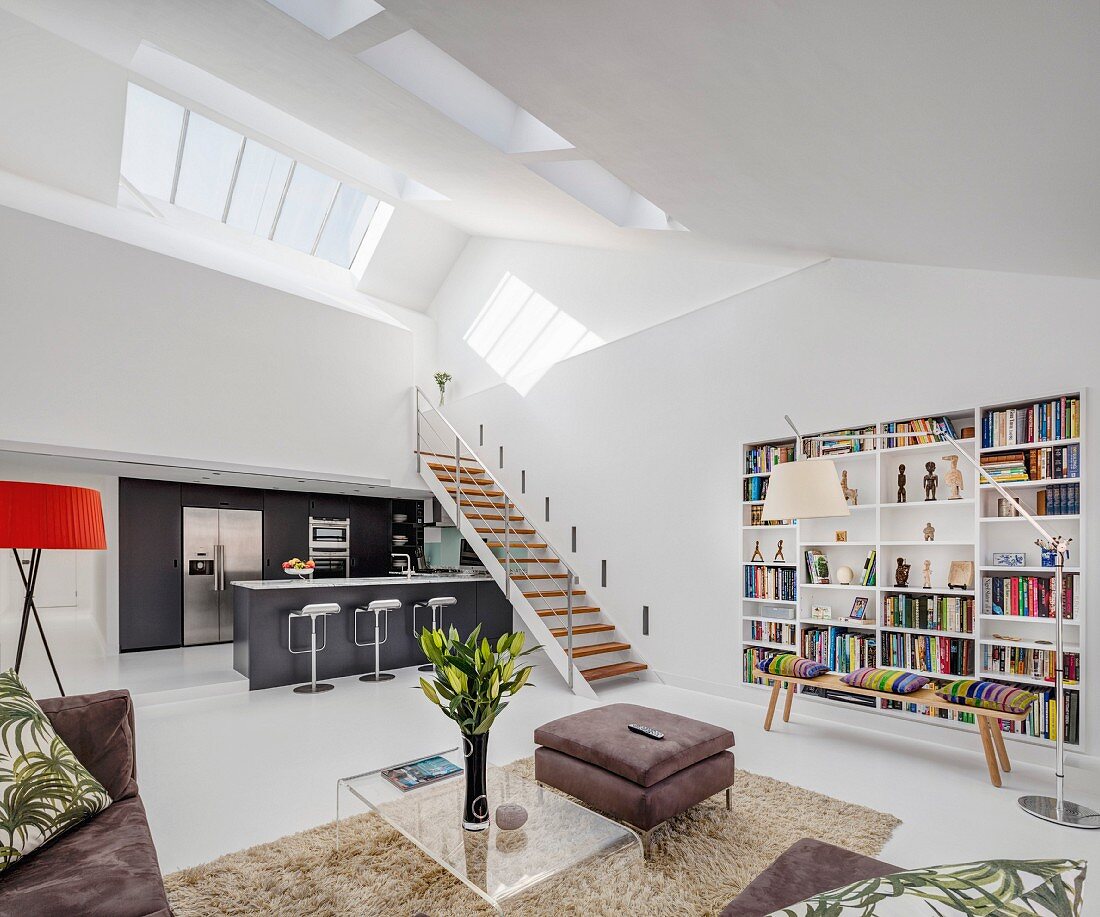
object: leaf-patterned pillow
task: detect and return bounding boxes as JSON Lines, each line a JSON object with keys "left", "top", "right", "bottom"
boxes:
{"left": 767, "top": 859, "right": 1086, "bottom": 916}
{"left": 0, "top": 669, "right": 111, "bottom": 871}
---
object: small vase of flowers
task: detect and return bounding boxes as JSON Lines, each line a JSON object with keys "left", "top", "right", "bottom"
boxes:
{"left": 435, "top": 371, "right": 452, "bottom": 406}
{"left": 417, "top": 625, "right": 536, "bottom": 831}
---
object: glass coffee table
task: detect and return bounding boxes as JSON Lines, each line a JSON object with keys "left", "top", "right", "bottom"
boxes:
{"left": 336, "top": 748, "right": 642, "bottom": 913}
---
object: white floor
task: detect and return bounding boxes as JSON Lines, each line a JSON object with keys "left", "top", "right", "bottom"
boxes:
{"left": 8, "top": 613, "right": 1100, "bottom": 877}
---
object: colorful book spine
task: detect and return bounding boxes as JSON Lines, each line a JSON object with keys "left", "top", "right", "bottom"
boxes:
{"left": 744, "top": 565, "right": 797, "bottom": 601}
{"left": 881, "top": 632, "right": 973, "bottom": 676}
{"left": 980, "top": 646, "right": 1080, "bottom": 684}
{"left": 747, "top": 621, "right": 797, "bottom": 645}
{"left": 983, "top": 574, "right": 1076, "bottom": 619}
{"left": 744, "top": 444, "right": 795, "bottom": 474}
{"left": 882, "top": 594, "right": 974, "bottom": 632}
{"left": 982, "top": 396, "right": 1080, "bottom": 448}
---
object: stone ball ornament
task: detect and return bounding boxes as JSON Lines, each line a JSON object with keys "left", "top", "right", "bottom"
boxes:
{"left": 494, "top": 803, "right": 528, "bottom": 831}
{"left": 835, "top": 565, "right": 855, "bottom": 585}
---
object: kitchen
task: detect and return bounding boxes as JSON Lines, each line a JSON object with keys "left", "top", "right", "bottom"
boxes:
{"left": 117, "top": 477, "right": 511, "bottom": 689}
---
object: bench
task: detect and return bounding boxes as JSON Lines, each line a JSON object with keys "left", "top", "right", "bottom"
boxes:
{"left": 756, "top": 671, "right": 1030, "bottom": 787}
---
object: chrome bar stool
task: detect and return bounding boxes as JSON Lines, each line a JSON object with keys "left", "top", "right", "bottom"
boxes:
{"left": 412, "top": 596, "right": 458, "bottom": 672}
{"left": 288, "top": 603, "right": 341, "bottom": 694}
{"left": 355, "top": 598, "right": 403, "bottom": 682}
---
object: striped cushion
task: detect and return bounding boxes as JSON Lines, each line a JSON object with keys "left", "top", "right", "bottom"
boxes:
{"left": 935, "top": 679, "right": 1038, "bottom": 715}
{"left": 756, "top": 654, "right": 828, "bottom": 679}
{"left": 840, "top": 667, "right": 929, "bottom": 694}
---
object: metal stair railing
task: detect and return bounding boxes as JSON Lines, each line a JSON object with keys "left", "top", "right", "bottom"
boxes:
{"left": 414, "top": 386, "right": 578, "bottom": 688}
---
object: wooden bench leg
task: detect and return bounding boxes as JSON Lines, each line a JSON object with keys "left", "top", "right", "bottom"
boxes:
{"left": 977, "top": 716, "right": 1002, "bottom": 787}
{"left": 990, "top": 718, "right": 1011, "bottom": 773}
{"left": 782, "top": 680, "right": 795, "bottom": 723}
{"left": 763, "top": 680, "right": 781, "bottom": 731}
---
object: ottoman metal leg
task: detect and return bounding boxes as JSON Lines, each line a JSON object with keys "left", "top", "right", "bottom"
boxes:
{"left": 726, "top": 786, "right": 733, "bottom": 811}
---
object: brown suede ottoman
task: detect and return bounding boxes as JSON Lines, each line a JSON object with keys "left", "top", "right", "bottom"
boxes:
{"left": 534, "top": 703, "right": 735, "bottom": 842}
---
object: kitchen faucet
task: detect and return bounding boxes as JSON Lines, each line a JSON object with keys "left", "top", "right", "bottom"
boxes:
{"left": 391, "top": 553, "right": 413, "bottom": 580}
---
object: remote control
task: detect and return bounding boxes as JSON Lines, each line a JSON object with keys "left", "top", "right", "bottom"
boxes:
{"left": 628, "top": 723, "right": 664, "bottom": 740}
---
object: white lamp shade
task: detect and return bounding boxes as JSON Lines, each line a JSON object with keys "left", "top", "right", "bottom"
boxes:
{"left": 761, "top": 460, "right": 851, "bottom": 520}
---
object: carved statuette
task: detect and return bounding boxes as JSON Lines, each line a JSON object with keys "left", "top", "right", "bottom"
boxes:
{"left": 895, "top": 557, "right": 911, "bottom": 587}
{"left": 942, "top": 455, "right": 964, "bottom": 500}
{"left": 840, "top": 470, "right": 858, "bottom": 506}
{"left": 922, "top": 559, "right": 932, "bottom": 589}
{"left": 923, "top": 521, "right": 935, "bottom": 542}
{"left": 774, "top": 539, "right": 785, "bottom": 563}
{"left": 897, "top": 464, "right": 907, "bottom": 503}
{"left": 751, "top": 540, "right": 764, "bottom": 563}
{"left": 923, "top": 461, "right": 938, "bottom": 501}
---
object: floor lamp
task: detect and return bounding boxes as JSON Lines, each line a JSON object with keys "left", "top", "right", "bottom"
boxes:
{"left": 0, "top": 482, "right": 107, "bottom": 697}
{"left": 763, "top": 416, "right": 1100, "bottom": 830}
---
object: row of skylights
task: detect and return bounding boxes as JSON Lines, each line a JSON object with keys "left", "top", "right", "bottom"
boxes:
{"left": 120, "top": 84, "right": 381, "bottom": 268}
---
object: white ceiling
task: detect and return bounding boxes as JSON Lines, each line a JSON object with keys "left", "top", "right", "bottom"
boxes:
{"left": 0, "top": 0, "right": 1096, "bottom": 278}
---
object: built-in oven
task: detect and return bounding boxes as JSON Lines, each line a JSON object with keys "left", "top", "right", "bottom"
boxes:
{"left": 309, "top": 517, "right": 350, "bottom": 549}
{"left": 309, "top": 552, "right": 349, "bottom": 579}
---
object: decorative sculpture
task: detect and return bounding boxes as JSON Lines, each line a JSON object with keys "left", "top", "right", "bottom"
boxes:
{"left": 840, "top": 470, "right": 858, "bottom": 506}
{"left": 942, "top": 455, "right": 964, "bottom": 500}
{"left": 923, "top": 521, "right": 935, "bottom": 542}
{"left": 897, "top": 464, "right": 907, "bottom": 503}
{"left": 923, "top": 461, "right": 938, "bottom": 501}
{"left": 835, "top": 530, "right": 848, "bottom": 542}
{"left": 895, "top": 557, "right": 911, "bottom": 587}
{"left": 751, "top": 540, "right": 764, "bottom": 563}
{"left": 922, "top": 560, "right": 932, "bottom": 589}
{"left": 774, "top": 539, "right": 785, "bottom": 563}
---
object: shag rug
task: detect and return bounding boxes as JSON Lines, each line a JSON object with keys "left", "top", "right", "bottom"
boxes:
{"left": 166, "top": 757, "right": 900, "bottom": 916}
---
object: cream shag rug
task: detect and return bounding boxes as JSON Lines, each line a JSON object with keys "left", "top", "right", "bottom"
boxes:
{"left": 166, "top": 758, "right": 899, "bottom": 916}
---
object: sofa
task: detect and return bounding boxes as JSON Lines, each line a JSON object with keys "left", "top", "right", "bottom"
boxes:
{"left": 0, "top": 689, "right": 172, "bottom": 917}
{"left": 720, "top": 837, "right": 899, "bottom": 916}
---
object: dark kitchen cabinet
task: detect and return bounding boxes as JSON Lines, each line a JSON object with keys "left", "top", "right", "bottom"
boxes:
{"left": 119, "top": 478, "right": 183, "bottom": 651}
{"left": 181, "top": 483, "right": 263, "bottom": 510}
{"left": 309, "top": 493, "right": 350, "bottom": 518}
{"left": 476, "top": 580, "right": 515, "bottom": 643}
{"left": 349, "top": 496, "right": 391, "bottom": 576}
{"left": 263, "top": 491, "right": 310, "bottom": 578}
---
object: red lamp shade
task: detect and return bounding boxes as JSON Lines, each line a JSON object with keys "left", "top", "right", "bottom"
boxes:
{"left": 0, "top": 482, "right": 107, "bottom": 550}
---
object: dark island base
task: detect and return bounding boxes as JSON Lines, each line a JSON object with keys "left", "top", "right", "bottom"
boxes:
{"left": 233, "top": 579, "right": 514, "bottom": 690}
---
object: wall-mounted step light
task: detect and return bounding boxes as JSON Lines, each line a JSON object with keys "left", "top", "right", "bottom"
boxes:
{"left": 642, "top": 605, "right": 650, "bottom": 636}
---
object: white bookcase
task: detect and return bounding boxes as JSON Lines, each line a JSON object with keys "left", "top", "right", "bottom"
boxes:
{"left": 740, "top": 390, "right": 1085, "bottom": 749}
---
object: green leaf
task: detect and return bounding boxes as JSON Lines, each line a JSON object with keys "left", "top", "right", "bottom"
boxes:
{"left": 496, "top": 633, "right": 510, "bottom": 653}
{"left": 418, "top": 678, "right": 440, "bottom": 706}
{"left": 510, "top": 632, "right": 525, "bottom": 655}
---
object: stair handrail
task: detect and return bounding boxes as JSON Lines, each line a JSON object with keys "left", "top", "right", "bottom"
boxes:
{"left": 414, "top": 386, "right": 576, "bottom": 686}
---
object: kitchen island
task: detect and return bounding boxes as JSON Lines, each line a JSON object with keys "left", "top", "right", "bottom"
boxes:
{"left": 231, "top": 574, "right": 514, "bottom": 690}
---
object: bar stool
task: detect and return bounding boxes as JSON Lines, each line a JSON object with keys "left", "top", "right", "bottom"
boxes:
{"left": 355, "top": 598, "right": 403, "bottom": 682}
{"left": 288, "top": 603, "right": 341, "bottom": 694}
{"left": 412, "top": 596, "right": 458, "bottom": 672}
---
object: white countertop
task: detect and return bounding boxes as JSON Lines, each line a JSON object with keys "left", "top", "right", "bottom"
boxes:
{"left": 232, "top": 573, "right": 493, "bottom": 590}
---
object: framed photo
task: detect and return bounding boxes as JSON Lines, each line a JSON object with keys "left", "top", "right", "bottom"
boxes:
{"left": 993, "top": 552, "right": 1026, "bottom": 567}
{"left": 947, "top": 560, "right": 975, "bottom": 589}
{"left": 848, "top": 596, "right": 869, "bottom": 620}
{"left": 811, "top": 604, "right": 832, "bottom": 620}
{"left": 835, "top": 530, "right": 848, "bottom": 542}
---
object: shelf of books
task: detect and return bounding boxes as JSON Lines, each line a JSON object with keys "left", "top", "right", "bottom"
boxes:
{"left": 740, "top": 390, "right": 1085, "bottom": 749}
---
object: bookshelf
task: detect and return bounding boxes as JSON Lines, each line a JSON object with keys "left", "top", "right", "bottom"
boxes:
{"left": 740, "top": 390, "right": 1085, "bottom": 750}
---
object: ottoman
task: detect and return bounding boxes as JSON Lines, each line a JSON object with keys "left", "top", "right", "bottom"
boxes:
{"left": 534, "top": 703, "right": 735, "bottom": 849}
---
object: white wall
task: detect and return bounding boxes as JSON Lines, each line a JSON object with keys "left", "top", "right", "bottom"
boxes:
{"left": 430, "top": 237, "right": 808, "bottom": 399}
{"left": 436, "top": 253, "right": 1100, "bottom": 757}
{"left": 0, "top": 204, "right": 420, "bottom": 488}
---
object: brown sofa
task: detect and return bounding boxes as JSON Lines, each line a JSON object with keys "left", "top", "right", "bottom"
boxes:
{"left": 720, "top": 837, "right": 900, "bottom": 916}
{"left": 0, "top": 689, "right": 172, "bottom": 917}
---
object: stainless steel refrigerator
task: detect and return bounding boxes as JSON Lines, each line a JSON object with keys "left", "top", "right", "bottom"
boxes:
{"left": 183, "top": 507, "right": 262, "bottom": 645}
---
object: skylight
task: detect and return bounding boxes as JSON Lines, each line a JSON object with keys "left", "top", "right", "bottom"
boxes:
{"left": 119, "top": 83, "right": 381, "bottom": 269}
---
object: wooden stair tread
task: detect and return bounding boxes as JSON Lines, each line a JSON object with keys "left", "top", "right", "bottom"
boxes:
{"left": 536, "top": 606, "right": 599, "bottom": 617}
{"left": 568, "top": 641, "right": 630, "bottom": 658}
{"left": 507, "top": 557, "right": 560, "bottom": 564}
{"left": 550, "top": 623, "right": 614, "bottom": 638}
{"left": 448, "top": 487, "right": 504, "bottom": 498}
{"left": 487, "top": 541, "right": 548, "bottom": 549}
{"left": 510, "top": 573, "right": 569, "bottom": 580}
{"left": 428, "top": 461, "right": 487, "bottom": 475}
{"left": 476, "top": 527, "right": 536, "bottom": 535}
{"left": 582, "top": 662, "right": 648, "bottom": 682}
{"left": 459, "top": 500, "right": 507, "bottom": 509}
{"left": 418, "top": 450, "right": 479, "bottom": 462}
{"left": 521, "top": 589, "right": 585, "bottom": 598}
{"left": 465, "top": 513, "right": 525, "bottom": 521}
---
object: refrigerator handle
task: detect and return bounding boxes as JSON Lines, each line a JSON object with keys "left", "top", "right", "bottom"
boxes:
{"left": 215, "top": 544, "right": 225, "bottom": 592}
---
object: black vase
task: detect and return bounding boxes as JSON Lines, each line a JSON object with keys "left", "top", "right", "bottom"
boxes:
{"left": 461, "top": 731, "right": 489, "bottom": 831}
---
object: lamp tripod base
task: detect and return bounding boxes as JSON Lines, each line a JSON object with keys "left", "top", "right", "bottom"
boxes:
{"left": 1018, "top": 795, "right": 1100, "bottom": 829}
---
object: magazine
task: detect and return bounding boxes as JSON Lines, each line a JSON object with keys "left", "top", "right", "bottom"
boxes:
{"left": 381, "top": 755, "right": 463, "bottom": 792}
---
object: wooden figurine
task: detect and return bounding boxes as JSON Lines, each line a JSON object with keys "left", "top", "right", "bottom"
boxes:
{"left": 923, "top": 461, "right": 938, "bottom": 501}
{"left": 897, "top": 464, "right": 907, "bottom": 503}
{"left": 774, "top": 539, "right": 785, "bottom": 563}
{"left": 942, "top": 455, "right": 964, "bottom": 500}
{"left": 895, "top": 557, "right": 911, "bottom": 587}
{"left": 922, "top": 560, "right": 932, "bottom": 589}
{"left": 923, "top": 521, "right": 935, "bottom": 542}
{"left": 751, "top": 540, "right": 764, "bottom": 563}
{"left": 835, "top": 530, "right": 848, "bottom": 542}
{"left": 840, "top": 470, "right": 858, "bottom": 506}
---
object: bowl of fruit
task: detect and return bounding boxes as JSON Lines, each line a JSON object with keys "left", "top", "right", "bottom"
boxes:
{"left": 282, "top": 558, "right": 316, "bottom": 579}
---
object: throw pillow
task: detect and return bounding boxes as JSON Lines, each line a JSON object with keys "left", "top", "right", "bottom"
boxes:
{"left": 767, "top": 858, "right": 1086, "bottom": 916}
{"left": 756, "top": 654, "right": 828, "bottom": 679}
{"left": 0, "top": 669, "right": 112, "bottom": 871}
{"left": 935, "top": 679, "right": 1038, "bottom": 715}
{"left": 840, "top": 667, "right": 929, "bottom": 695}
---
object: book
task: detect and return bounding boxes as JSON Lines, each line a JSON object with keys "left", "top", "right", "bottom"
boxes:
{"left": 381, "top": 755, "right": 463, "bottom": 792}
{"left": 982, "top": 396, "right": 1080, "bottom": 448}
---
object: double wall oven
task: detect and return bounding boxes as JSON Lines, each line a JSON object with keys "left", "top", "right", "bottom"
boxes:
{"left": 309, "top": 517, "right": 350, "bottom": 578}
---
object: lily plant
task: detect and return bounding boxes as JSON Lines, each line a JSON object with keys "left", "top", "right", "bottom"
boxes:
{"left": 417, "top": 625, "right": 537, "bottom": 736}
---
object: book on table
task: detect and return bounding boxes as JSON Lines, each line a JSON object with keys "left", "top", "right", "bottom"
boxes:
{"left": 381, "top": 755, "right": 463, "bottom": 792}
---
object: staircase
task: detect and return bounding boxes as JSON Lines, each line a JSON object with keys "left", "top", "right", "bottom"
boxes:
{"left": 414, "top": 388, "right": 648, "bottom": 696}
